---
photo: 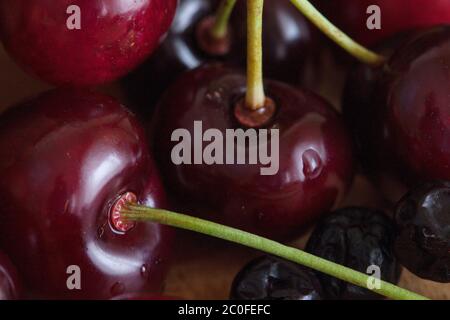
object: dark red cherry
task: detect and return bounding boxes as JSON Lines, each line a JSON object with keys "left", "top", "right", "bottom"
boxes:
{"left": 343, "top": 26, "right": 450, "bottom": 203}
{"left": 152, "top": 64, "right": 354, "bottom": 240}
{"left": 394, "top": 181, "right": 450, "bottom": 283}
{"left": 230, "top": 256, "right": 323, "bottom": 300}
{"left": 316, "top": 0, "right": 450, "bottom": 46}
{"left": 0, "top": 0, "right": 177, "bottom": 85}
{"left": 342, "top": 30, "right": 415, "bottom": 201}
{"left": 0, "top": 89, "right": 173, "bottom": 299}
{"left": 0, "top": 251, "right": 21, "bottom": 300}
{"left": 122, "top": 0, "right": 319, "bottom": 114}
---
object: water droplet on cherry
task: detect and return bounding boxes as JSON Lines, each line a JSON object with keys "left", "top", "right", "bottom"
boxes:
{"left": 257, "top": 212, "right": 265, "bottom": 221}
{"left": 154, "top": 259, "right": 162, "bottom": 266}
{"left": 97, "top": 227, "right": 105, "bottom": 239}
{"left": 302, "top": 149, "right": 323, "bottom": 180}
{"left": 140, "top": 264, "right": 149, "bottom": 279}
{"left": 205, "top": 88, "right": 225, "bottom": 104}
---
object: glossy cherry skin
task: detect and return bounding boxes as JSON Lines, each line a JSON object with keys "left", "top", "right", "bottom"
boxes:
{"left": 343, "top": 26, "right": 450, "bottom": 202}
{"left": 316, "top": 0, "right": 450, "bottom": 46}
{"left": 342, "top": 31, "right": 414, "bottom": 201}
{"left": 0, "top": 0, "right": 177, "bottom": 86}
{"left": 394, "top": 181, "right": 450, "bottom": 283}
{"left": 0, "top": 89, "right": 173, "bottom": 299}
{"left": 230, "top": 256, "right": 323, "bottom": 300}
{"left": 122, "top": 0, "right": 319, "bottom": 114}
{"left": 0, "top": 251, "right": 21, "bottom": 300}
{"left": 152, "top": 64, "right": 354, "bottom": 240}
{"left": 306, "top": 207, "right": 400, "bottom": 300}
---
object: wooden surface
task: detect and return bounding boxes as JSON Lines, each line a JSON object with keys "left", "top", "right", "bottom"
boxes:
{"left": 1, "top": 45, "right": 449, "bottom": 300}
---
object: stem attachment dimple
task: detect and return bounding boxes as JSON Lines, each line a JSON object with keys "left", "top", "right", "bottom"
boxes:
{"left": 121, "top": 205, "right": 429, "bottom": 301}
{"left": 196, "top": 0, "right": 237, "bottom": 56}
{"left": 109, "top": 192, "right": 137, "bottom": 233}
{"left": 196, "top": 17, "right": 232, "bottom": 56}
{"left": 289, "top": 0, "right": 386, "bottom": 66}
{"left": 234, "top": 97, "right": 275, "bottom": 128}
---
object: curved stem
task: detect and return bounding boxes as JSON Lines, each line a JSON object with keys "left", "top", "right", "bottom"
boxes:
{"left": 122, "top": 205, "right": 429, "bottom": 301}
{"left": 290, "top": 0, "right": 386, "bottom": 66}
{"left": 210, "top": 0, "right": 237, "bottom": 40}
{"left": 245, "top": 0, "right": 266, "bottom": 110}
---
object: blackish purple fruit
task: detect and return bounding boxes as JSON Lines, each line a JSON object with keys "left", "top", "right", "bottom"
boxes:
{"left": 395, "top": 181, "right": 450, "bottom": 283}
{"left": 230, "top": 256, "right": 323, "bottom": 300}
{"left": 306, "top": 207, "right": 400, "bottom": 299}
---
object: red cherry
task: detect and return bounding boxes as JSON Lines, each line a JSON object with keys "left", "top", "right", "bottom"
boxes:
{"left": 0, "top": 251, "right": 21, "bottom": 300}
{"left": 152, "top": 64, "right": 354, "bottom": 240}
{"left": 317, "top": 0, "right": 450, "bottom": 46}
{"left": 0, "top": 89, "right": 173, "bottom": 299}
{"left": 0, "top": 0, "right": 177, "bottom": 85}
{"left": 343, "top": 26, "right": 450, "bottom": 201}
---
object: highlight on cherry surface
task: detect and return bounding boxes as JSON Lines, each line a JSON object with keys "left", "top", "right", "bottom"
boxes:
{"left": 119, "top": 203, "right": 429, "bottom": 301}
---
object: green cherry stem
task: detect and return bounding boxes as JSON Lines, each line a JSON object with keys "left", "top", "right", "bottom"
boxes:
{"left": 290, "top": 0, "right": 386, "bottom": 66}
{"left": 210, "top": 0, "right": 237, "bottom": 40}
{"left": 246, "top": 0, "right": 266, "bottom": 110}
{"left": 122, "top": 205, "right": 429, "bottom": 301}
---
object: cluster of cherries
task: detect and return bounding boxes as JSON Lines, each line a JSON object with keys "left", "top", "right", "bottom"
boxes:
{"left": 0, "top": 0, "right": 449, "bottom": 300}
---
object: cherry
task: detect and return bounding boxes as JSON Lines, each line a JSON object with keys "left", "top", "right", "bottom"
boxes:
{"left": 306, "top": 207, "right": 400, "bottom": 300}
{"left": 152, "top": 64, "right": 354, "bottom": 239}
{"left": 0, "top": 0, "right": 177, "bottom": 86}
{"left": 316, "top": 0, "right": 450, "bottom": 46}
{"left": 342, "top": 31, "right": 414, "bottom": 200}
{"left": 394, "top": 181, "right": 450, "bottom": 283}
{"left": 122, "top": 0, "right": 319, "bottom": 114}
{"left": 0, "top": 251, "right": 21, "bottom": 300}
{"left": 343, "top": 26, "right": 450, "bottom": 202}
{"left": 0, "top": 89, "right": 173, "bottom": 299}
{"left": 230, "top": 256, "right": 323, "bottom": 300}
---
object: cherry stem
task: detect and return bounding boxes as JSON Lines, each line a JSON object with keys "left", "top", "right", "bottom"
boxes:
{"left": 210, "top": 0, "right": 237, "bottom": 40}
{"left": 289, "top": 0, "right": 386, "bottom": 66}
{"left": 245, "top": 0, "right": 266, "bottom": 110}
{"left": 122, "top": 205, "right": 429, "bottom": 301}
